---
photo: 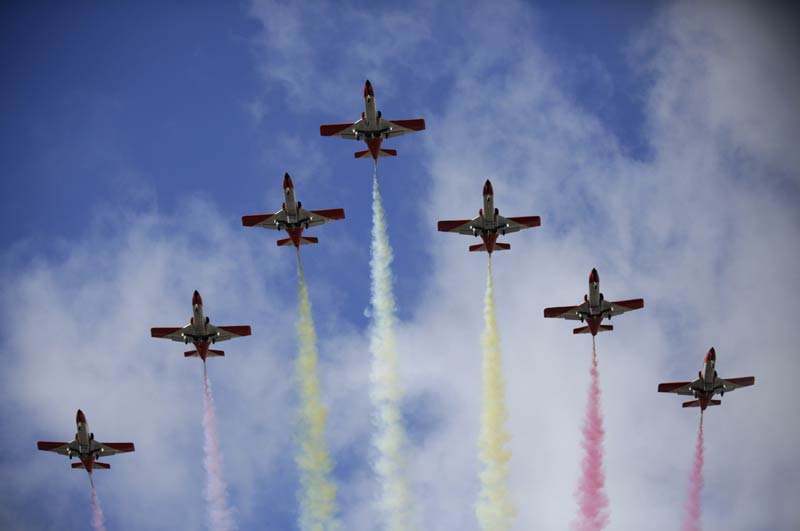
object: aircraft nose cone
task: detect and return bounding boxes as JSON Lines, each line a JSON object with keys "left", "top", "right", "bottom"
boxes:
{"left": 483, "top": 179, "right": 493, "bottom": 196}
{"left": 283, "top": 173, "right": 293, "bottom": 189}
{"left": 76, "top": 409, "right": 86, "bottom": 423}
{"left": 590, "top": 268, "right": 599, "bottom": 283}
{"left": 364, "top": 80, "right": 374, "bottom": 98}
{"left": 192, "top": 290, "right": 202, "bottom": 306}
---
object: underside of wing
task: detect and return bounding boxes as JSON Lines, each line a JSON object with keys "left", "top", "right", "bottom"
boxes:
{"left": 300, "top": 208, "right": 346, "bottom": 228}
{"left": 606, "top": 298, "right": 645, "bottom": 316}
{"left": 382, "top": 118, "right": 426, "bottom": 138}
{"left": 320, "top": 121, "right": 361, "bottom": 139}
{"left": 657, "top": 381, "right": 696, "bottom": 396}
{"left": 498, "top": 215, "right": 541, "bottom": 234}
{"left": 437, "top": 218, "right": 480, "bottom": 235}
{"left": 37, "top": 441, "right": 74, "bottom": 456}
{"left": 98, "top": 442, "right": 136, "bottom": 456}
{"left": 150, "top": 326, "right": 187, "bottom": 342}
{"left": 242, "top": 211, "right": 286, "bottom": 229}
{"left": 213, "top": 325, "right": 252, "bottom": 342}
{"left": 543, "top": 302, "right": 588, "bottom": 320}
{"left": 720, "top": 376, "right": 755, "bottom": 392}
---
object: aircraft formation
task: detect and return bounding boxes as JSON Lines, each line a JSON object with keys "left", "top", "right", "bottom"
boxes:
{"left": 36, "top": 80, "right": 755, "bottom": 527}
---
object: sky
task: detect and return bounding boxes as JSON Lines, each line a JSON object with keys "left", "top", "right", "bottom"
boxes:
{"left": 1, "top": 1, "right": 799, "bottom": 530}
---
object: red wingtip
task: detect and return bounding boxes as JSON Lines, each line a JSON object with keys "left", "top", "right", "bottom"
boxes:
{"left": 364, "top": 80, "right": 374, "bottom": 98}
{"left": 483, "top": 179, "right": 493, "bottom": 196}
{"left": 192, "top": 290, "right": 203, "bottom": 307}
{"left": 283, "top": 173, "right": 293, "bottom": 190}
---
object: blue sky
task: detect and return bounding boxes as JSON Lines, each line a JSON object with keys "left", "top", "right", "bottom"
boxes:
{"left": 2, "top": 1, "right": 799, "bottom": 530}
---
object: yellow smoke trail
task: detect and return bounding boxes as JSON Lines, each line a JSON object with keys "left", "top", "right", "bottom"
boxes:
{"left": 477, "top": 258, "right": 516, "bottom": 531}
{"left": 295, "top": 251, "right": 340, "bottom": 531}
{"left": 369, "top": 167, "right": 414, "bottom": 531}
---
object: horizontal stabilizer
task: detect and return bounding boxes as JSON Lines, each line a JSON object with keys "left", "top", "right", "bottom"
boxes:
{"left": 682, "top": 399, "right": 721, "bottom": 408}
{"left": 469, "top": 242, "right": 511, "bottom": 252}
{"left": 277, "top": 237, "right": 318, "bottom": 247}
{"left": 185, "top": 350, "right": 224, "bottom": 358}
{"left": 494, "top": 243, "right": 510, "bottom": 251}
{"left": 469, "top": 243, "right": 487, "bottom": 252}
{"left": 72, "top": 462, "right": 110, "bottom": 470}
{"left": 354, "top": 149, "right": 397, "bottom": 159}
{"left": 184, "top": 350, "right": 199, "bottom": 358}
{"left": 207, "top": 349, "right": 225, "bottom": 357}
{"left": 573, "top": 324, "right": 614, "bottom": 334}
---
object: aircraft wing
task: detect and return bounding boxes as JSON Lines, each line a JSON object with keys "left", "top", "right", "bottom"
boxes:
{"left": 207, "top": 325, "right": 252, "bottom": 342}
{"left": 602, "top": 298, "right": 645, "bottom": 317}
{"left": 37, "top": 440, "right": 78, "bottom": 456}
{"left": 495, "top": 215, "right": 541, "bottom": 234}
{"left": 719, "top": 376, "right": 755, "bottom": 393}
{"left": 438, "top": 218, "right": 483, "bottom": 235}
{"left": 380, "top": 118, "right": 426, "bottom": 138}
{"left": 543, "top": 302, "right": 590, "bottom": 321}
{"left": 151, "top": 326, "right": 192, "bottom": 342}
{"left": 657, "top": 380, "right": 699, "bottom": 396}
{"left": 297, "top": 208, "right": 346, "bottom": 228}
{"left": 320, "top": 120, "right": 365, "bottom": 139}
{"left": 94, "top": 441, "right": 136, "bottom": 456}
{"left": 242, "top": 210, "right": 288, "bottom": 230}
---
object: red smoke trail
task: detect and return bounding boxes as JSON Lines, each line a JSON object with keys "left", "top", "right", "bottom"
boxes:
{"left": 682, "top": 413, "right": 705, "bottom": 531}
{"left": 89, "top": 478, "right": 107, "bottom": 531}
{"left": 573, "top": 337, "right": 609, "bottom": 531}
{"left": 203, "top": 366, "right": 236, "bottom": 531}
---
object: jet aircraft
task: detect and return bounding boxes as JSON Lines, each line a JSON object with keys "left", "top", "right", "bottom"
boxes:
{"left": 543, "top": 268, "right": 644, "bottom": 335}
{"left": 242, "top": 173, "right": 345, "bottom": 248}
{"left": 37, "top": 409, "right": 134, "bottom": 475}
{"left": 437, "top": 180, "right": 541, "bottom": 254}
{"left": 658, "top": 347, "right": 755, "bottom": 410}
{"left": 319, "top": 80, "right": 426, "bottom": 160}
{"left": 151, "top": 290, "right": 251, "bottom": 362}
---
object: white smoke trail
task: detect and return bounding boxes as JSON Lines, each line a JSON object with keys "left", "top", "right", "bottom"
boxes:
{"left": 89, "top": 477, "right": 107, "bottom": 531}
{"left": 203, "top": 367, "right": 236, "bottom": 531}
{"left": 369, "top": 165, "right": 414, "bottom": 530}
{"left": 295, "top": 251, "right": 340, "bottom": 531}
{"left": 476, "top": 258, "right": 515, "bottom": 531}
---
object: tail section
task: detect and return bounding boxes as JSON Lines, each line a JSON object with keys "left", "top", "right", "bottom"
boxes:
{"left": 354, "top": 149, "right": 397, "bottom": 159}
{"left": 185, "top": 350, "right": 225, "bottom": 358}
{"left": 469, "top": 242, "right": 511, "bottom": 253}
{"left": 682, "top": 399, "right": 721, "bottom": 408}
{"left": 72, "top": 462, "right": 110, "bottom": 470}
{"left": 573, "top": 324, "right": 614, "bottom": 334}
{"left": 277, "top": 237, "right": 318, "bottom": 247}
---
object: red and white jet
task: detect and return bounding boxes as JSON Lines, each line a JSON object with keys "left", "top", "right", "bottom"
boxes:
{"left": 543, "top": 268, "right": 644, "bottom": 335}
{"left": 241, "top": 173, "right": 345, "bottom": 248}
{"left": 151, "top": 290, "right": 251, "bottom": 362}
{"left": 320, "top": 80, "right": 426, "bottom": 160}
{"left": 37, "top": 409, "right": 134, "bottom": 475}
{"left": 658, "top": 347, "right": 755, "bottom": 410}
{"left": 437, "top": 179, "right": 541, "bottom": 254}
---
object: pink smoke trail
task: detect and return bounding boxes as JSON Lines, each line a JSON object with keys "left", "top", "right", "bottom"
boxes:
{"left": 89, "top": 478, "right": 107, "bottom": 531}
{"left": 203, "top": 366, "right": 236, "bottom": 531}
{"left": 573, "top": 337, "right": 609, "bottom": 531}
{"left": 682, "top": 413, "right": 705, "bottom": 531}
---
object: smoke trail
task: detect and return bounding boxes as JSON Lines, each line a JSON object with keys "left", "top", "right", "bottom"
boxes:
{"left": 682, "top": 413, "right": 705, "bottom": 531}
{"left": 573, "top": 337, "right": 609, "bottom": 531}
{"left": 476, "top": 258, "right": 515, "bottom": 531}
{"left": 369, "top": 164, "right": 413, "bottom": 530}
{"left": 89, "top": 478, "right": 107, "bottom": 531}
{"left": 203, "top": 367, "right": 236, "bottom": 531}
{"left": 294, "top": 251, "right": 340, "bottom": 531}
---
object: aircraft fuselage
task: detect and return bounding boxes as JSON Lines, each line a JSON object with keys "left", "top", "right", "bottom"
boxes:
{"left": 73, "top": 410, "right": 98, "bottom": 472}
